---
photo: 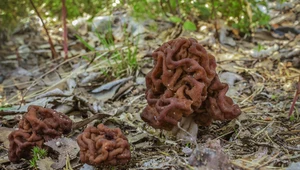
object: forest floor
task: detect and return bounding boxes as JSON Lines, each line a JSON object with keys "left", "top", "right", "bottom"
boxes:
{"left": 0, "top": 3, "right": 300, "bottom": 170}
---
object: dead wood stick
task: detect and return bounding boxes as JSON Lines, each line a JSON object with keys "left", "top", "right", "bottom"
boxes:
{"left": 29, "top": 0, "right": 58, "bottom": 59}
{"left": 62, "top": 0, "right": 68, "bottom": 59}
{"left": 72, "top": 113, "right": 110, "bottom": 130}
{"left": 289, "top": 75, "right": 300, "bottom": 116}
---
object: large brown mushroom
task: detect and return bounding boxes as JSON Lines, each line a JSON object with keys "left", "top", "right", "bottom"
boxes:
{"left": 77, "top": 124, "right": 131, "bottom": 166}
{"left": 141, "top": 38, "right": 241, "bottom": 133}
{"left": 8, "top": 105, "right": 72, "bottom": 162}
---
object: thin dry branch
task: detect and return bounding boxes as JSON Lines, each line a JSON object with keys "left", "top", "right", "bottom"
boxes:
{"left": 62, "top": 0, "right": 68, "bottom": 59}
{"left": 29, "top": 0, "right": 58, "bottom": 59}
{"left": 289, "top": 75, "right": 300, "bottom": 116}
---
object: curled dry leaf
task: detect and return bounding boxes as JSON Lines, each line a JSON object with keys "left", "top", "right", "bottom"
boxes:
{"left": 91, "top": 76, "right": 133, "bottom": 101}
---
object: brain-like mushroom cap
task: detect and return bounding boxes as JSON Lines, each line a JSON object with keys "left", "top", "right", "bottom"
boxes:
{"left": 8, "top": 105, "right": 72, "bottom": 162}
{"left": 77, "top": 124, "right": 131, "bottom": 166}
{"left": 141, "top": 37, "right": 241, "bottom": 130}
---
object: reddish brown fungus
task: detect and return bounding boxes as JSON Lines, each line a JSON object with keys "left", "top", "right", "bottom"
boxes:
{"left": 141, "top": 37, "right": 241, "bottom": 130}
{"left": 8, "top": 105, "right": 72, "bottom": 162}
{"left": 77, "top": 124, "right": 131, "bottom": 166}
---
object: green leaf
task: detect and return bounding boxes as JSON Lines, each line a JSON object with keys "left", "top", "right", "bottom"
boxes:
{"left": 271, "top": 95, "right": 277, "bottom": 100}
{"left": 0, "top": 107, "right": 9, "bottom": 111}
{"left": 183, "top": 21, "right": 197, "bottom": 31}
{"left": 290, "top": 115, "right": 295, "bottom": 121}
{"left": 82, "top": 56, "right": 90, "bottom": 61}
{"left": 169, "top": 16, "right": 182, "bottom": 23}
{"left": 75, "top": 35, "right": 95, "bottom": 51}
{"left": 170, "top": 0, "right": 177, "bottom": 9}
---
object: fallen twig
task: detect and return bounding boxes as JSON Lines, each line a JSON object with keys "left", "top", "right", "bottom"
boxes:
{"left": 29, "top": 0, "right": 58, "bottom": 59}
{"left": 256, "top": 152, "right": 280, "bottom": 169}
{"left": 0, "top": 110, "right": 25, "bottom": 116}
{"left": 289, "top": 75, "right": 300, "bottom": 116}
{"left": 72, "top": 113, "right": 110, "bottom": 130}
{"left": 62, "top": 0, "right": 68, "bottom": 59}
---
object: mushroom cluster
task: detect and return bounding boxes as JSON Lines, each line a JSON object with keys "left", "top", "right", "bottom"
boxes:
{"left": 77, "top": 124, "right": 131, "bottom": 166}
{"left": 8, "top": 105, "right": 72, "bottom": 162}
{"left": 141, "top": 38, "right": 241, "bottom": 131}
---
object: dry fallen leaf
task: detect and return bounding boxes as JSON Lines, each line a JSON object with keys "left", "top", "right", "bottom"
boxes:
{"left": 91, "top": 76, "right": 133, "bottom": 101}
{"left": 5, "top": 97, "right": 59, "bottom": 113}
{"left": 44, "top": 137, "right": 80, "bottom": 170}
{"left": 0, "top": 127, "right": 15, "bottom": 149}
{"left": 80, "top": 164, "right": 95, "bottom": 170}
{"left": 37, "top": 157, "right": 55, "bottom": 170}
{"left": 189, "top": 139, "right": 233, "bottom": 169}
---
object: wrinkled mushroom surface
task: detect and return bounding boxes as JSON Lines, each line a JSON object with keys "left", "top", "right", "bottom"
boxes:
{"left": 8, "top": 105, "right": 72, "bottom": 162}
{"left": 141, "top": 37, "right": 241, "bottom": 130}
{"left": 77, "top": 124, "right": 131, "bottom": 166}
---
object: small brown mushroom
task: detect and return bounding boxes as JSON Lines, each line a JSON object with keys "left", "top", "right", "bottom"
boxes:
{"left": 141, "top": 38, "right": 241, "bottom": 131}
{"left": 8, "top": 105, "right": 72, "bottom": 162}
{"left": 77, "top": 124, "right": 131, "bottom": 166}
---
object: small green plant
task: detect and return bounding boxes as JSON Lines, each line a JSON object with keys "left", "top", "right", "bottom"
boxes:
{"left": 185, "top": 142, "right": 191, "bottom": 148}
{"left": 290, "top": 115, "right": 295, "bottom": 121}
{"left": 0, "top": 104, "right": 12, "bottom": 111}
{"left": 0, "top": 107, "right": 9, "bottom": 111}
{"left": 271, "top": 94, "right": 278, "bottom": 100}
{"left": 107, "top": 44, "right": 138, "bottom": 78}
{"left": 278, "top": 0, "right": 287, "bottom": 4}
{"left": 29, "top": 146, "right": 48, "bottom": 169}
{"left": 95, "top": 21, "right": 115, "bottom": 50}
{"left": 76, "top": 20, "right": 138, "bottom": 79}
{"left": 254, "top": 43, "right": 266, "bottom": 52}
